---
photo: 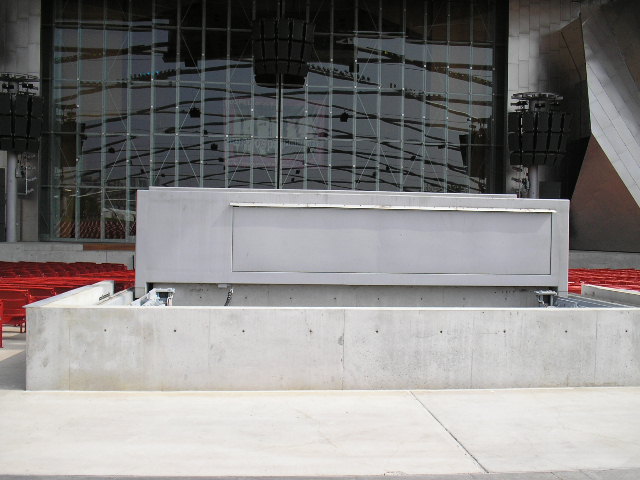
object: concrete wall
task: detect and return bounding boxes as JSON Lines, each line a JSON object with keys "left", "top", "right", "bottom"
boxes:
{"left": 582, "top": 284, "right": 640, "bottom": 307}
{"left": 157, "top": 283, "right": 543, "bottom": 308}
{"left": 0, "top": 242, "right": 134, "bottom": 268}
{"left": 570, "top": 250, "right": 640, "bottom": 269}
{"left": 136, "top": 188, "right": 569, "bottom": 299}
{"left": 26, "top": 303, "right": 640, "bottom": 391}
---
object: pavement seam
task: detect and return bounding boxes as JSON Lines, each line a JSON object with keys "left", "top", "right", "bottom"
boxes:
{"left": 340, "top": 310, "right": 345, "bottom": 390}
{"left": 409, "top": 391, "right": 489, "bottom": 474}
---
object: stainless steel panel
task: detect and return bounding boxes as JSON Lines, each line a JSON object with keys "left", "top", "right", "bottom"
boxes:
{"left": 569, "top": 137, "right": 640, "bottom": 252}
{"left": 583, "top": 0, "right": 640, "bottom": 206}
{"left": 231, "top": 206, "right": 553, "bottom": 275}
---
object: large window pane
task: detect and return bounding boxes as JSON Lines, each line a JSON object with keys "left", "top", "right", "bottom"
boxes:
{"left": 104, "top": 188, "right": 128, "bottom": 239}
{"left": 153, "top": 135, "right": 176, "bottom": 186}
{"left": 78, "top": 188, "right": 101, "bottom": 239}
{"left": 44, "top": 0, "right": 505, "bottom": 241}
{"left": 54, "top": 27, "right": 78, "bottom": 80}
{"left": 203, "top": 137, "right": 226, "bottom": 188}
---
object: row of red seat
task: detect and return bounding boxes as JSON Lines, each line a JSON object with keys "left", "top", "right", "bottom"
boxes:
{"left": 57, "top": 221, "right": 136, "bottom": 239}
{"left": 568, "top": 268, "right": 640, "bottom": 294}
{"left": 0, "top": 262, "right": 135, "bottom": 348}
{"left": 0, "top": 261, "right": 128, "bottom": 277}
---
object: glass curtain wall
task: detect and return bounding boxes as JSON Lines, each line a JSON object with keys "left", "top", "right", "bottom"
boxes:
{"left": 40, "top": 0, "right": 506, "bottom": 241}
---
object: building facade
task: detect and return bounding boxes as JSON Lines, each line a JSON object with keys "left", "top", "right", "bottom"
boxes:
{"left": 1, "top": 0, "right": 639, "bottom": 251}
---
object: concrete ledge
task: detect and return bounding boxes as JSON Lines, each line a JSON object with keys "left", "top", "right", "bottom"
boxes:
{"left": 581, "top": 284, "right": 640, "bottom": 307}
{"left": 26, "top": 305, "right": 640, "bottom": 391}
{"left": 570, "top": 250, "right": 640, "bottom": 269}
{"left": 26, "top": 281, "right": 114, "bottom": 308}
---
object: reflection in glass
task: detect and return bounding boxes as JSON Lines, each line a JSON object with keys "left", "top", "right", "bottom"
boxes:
{"left": 153, "top": 135, "right": 176, "bottom": 186}
{"left": 130, "top": 29, "right": 153, "bottom": 78}
{"left": 78, "top": 188, "right": 101, "bottom": 239}
{"left": 44, "top": 0, "right": 505, "bottom": 242}
{"left": 130, "top": 84, "right": 151, "bottom": 133}
{"left": 104, "top": 136, "right": 128, "bottom": 187}
{"left": 305, "top": 141, "right": 329, "bottom": 189}
{"left": 153, "top": 83, "right": 176, "bottom": 134}
{"left": 331, "top": 141, "right": 353, "bottom": 190}
{"left": 203, "top": 31, "right": 228, "bottom": 83}
{"left": 177, "top": 136, "right": 201, "bottom": 187}
{"left": 152, "top": 27, "right": 178, "bottom": 80}
{"left": 203, "top": 138, "right": 226, "bottom": 188}
{"left": 130, "top": 136, "right": 151, "bottom": 188}
{"left": 78, "top": 83, "right": 102, "bottom": 134}
{"left": 105, "top": 28, "right": 129, "bottom": 81}
{"left": 104, "top": 188, "right": 127, "bottom": 239}
{"left": 80, "top": 135, "right": 102, "bottom": 186}
{"left": 54, "top": 27, "right": 79, "bottom": 80}
{"left": 354, "top": 140, "right": 377, "bottom": 191}
{"left": 379, "top": 142, "right": 403, "bottom": 191}
{"left": 79, "top": 27, "right": 104, "bottom": 81}
{"left": 104, "top": 84, "right": 128, "bottom": 134}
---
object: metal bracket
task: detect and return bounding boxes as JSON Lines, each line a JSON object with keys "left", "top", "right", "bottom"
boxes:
{"left": 534, "top": 289, "right": 558, "bottom": 307}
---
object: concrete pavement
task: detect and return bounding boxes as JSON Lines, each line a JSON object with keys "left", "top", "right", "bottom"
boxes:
{"left": 1, "top": 329, "right": 640, "bottom": 478}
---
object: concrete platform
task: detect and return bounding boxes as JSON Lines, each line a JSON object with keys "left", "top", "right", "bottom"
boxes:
{"left": 1, "top": 331, "right": 640, "bottom": 478}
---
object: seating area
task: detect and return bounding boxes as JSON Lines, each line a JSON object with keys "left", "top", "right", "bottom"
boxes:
{"left": 568, "top": 268, "right": 640, "bottom": 294}
{"left": 0, "top": 261, "right": 135, "bottom": 348}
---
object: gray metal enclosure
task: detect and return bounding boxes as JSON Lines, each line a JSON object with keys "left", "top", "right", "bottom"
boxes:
{"left": 136, "top": 188, "right": 569, "bottom": 306}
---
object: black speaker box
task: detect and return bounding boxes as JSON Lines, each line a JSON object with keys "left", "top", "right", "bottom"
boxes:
{"left": 0, "top": 117, "right": 12, "bottom": 137}
{"left": 30, "top": 96, "right": 44, "bottom": 118}
{"left": 550, "top": 112, "right": 563, "bottom": 132}
{"left": 548, "top": 133, "right": 561, "bottom": 151}
{"left": 13, "top": 138, "right": 27, "bottom": 152}
{"left": 28, "top": 116, "right": 42, "bottom": 138}
{"left": 521, "top": 131, "right": 535, "bottom": 151}
{"left": 0, "top": 93, "right": 11, "bottom": 115}
{"left": 534, "top": 153, "right": 547, "bottom": 165}
{"left": 14, "top": 94, "right": 29, "bottom": 116}
{"left": 0, "top": 137, "right": 12, "bottom": 151}
{"left": 536, "top": 112, "right": 549, "bottom": 132}
{"left": 507, "top": 112, "right": 520, "bottom": 132}
{"left": 508, "top": 132, "right": 520, "bottom": 151}
{"left": 26, "top": 138, "right": 40, "bottom": 153}
{"left": 522, "top": 112, "right": 535, "bottom": 132}
{"left": 559, "top": 134, "right": 568, "bottom": 152}
{"left": 13, "top": 117, "right": 28, "bottom": 137}
{"left": 535, "top": 132, "right": 549, "bottom": 152}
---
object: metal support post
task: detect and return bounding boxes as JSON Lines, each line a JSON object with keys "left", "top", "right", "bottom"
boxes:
{"left": 528, "top": 165, "right": 539, "bottom": 199}
{"left": 6, "top": 151, "right": 17, "bottom": 242}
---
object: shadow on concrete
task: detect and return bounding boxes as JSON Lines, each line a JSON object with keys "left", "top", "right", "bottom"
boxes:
{"left": 0, "top": 329, "right": 26, "bottom": 390}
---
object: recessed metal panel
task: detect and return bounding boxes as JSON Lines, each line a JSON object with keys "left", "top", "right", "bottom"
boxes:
{"left": 231, "top": 206, "right": 552, "bottom": 275}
